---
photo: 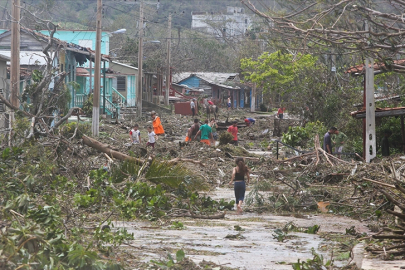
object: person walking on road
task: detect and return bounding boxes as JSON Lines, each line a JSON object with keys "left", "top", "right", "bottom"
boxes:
{"left": 228, "top": 157, "right": 250, "bottom": 215}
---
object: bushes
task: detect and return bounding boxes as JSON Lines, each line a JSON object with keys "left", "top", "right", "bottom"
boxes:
{"left": 60, "top": 122, "right": 91, "bottom": 139}
{"left": 281, "top": 121, "right": 326, "bottom": 148}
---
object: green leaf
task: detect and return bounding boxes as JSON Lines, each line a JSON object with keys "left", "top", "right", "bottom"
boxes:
{"left": 176, "top": 249, "right": 185, "bottom": 262}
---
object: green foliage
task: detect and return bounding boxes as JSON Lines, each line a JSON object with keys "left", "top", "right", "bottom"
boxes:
{"left": 170, "top": 221, "right": 185, "bottom": 230}
{"left": 82, "top": 93, "right": 93, "bottom": 116}
{"left": 219, "top": 132, "right": 235, "bottom": 146}
{"left": 259, "top": 103, "right": 268, "bottom": 112}
{"left": 60, "top": 122, "right": 91, "bottom": 139}
{"left": 241, "top": 51, "right": 317, "bottom": 95}
{"left": 282, "top": 121, "right": 326, "bottom": 148}
{"left": 272, "top": 228, "right": 287, "bottom": 242}
{"left": 292, "top": 248, "right": 333, "bottom": 270}
{"left": 74, "top": 189, "right": 101, "bottom": 208}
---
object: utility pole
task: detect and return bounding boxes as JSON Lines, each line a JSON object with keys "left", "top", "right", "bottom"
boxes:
{"left": 164, "top": 14, "right": 171, "bottom": 106}
{"left": 250, "top": 83, "right": 256, "bottom": 112}
{"left": 92, "top": 0, "right": 102, "bottom": 136}
{"left": 10, "top": 0, "right": 20, "bottom": 109}
{"left": 136, "top": 0, "right": 144, "bottom": 117}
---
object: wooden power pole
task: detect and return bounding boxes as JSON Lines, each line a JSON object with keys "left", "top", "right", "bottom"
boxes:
{"left": 92, "top": 0, "right": 102, "bottom": 136}
{"left": 10, "top": 0, "right": 20, "bottom": 109}
{"left": 136, "top": 0, "right": 144, "bottom": 117}
{"left": 164, "top": 14, "right": 171, "bottom": 106}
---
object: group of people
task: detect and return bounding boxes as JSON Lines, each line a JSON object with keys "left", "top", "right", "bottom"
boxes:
{"left": 323, "top": 127, "right": 347, "bottom": 155}
{"left": 190, "top": 96, "right": 233, "bottom": 114}
{"left": 129, "top": 111, "right": 164, "bottom": 149}
{"left": 185, "top": 118, "right": 218, "bottom": 146}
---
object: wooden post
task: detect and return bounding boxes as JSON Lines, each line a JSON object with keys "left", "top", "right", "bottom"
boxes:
{"left": 136, "top": 0, "right": 143, "bottom": 117}
{"left": 165, "top": 14, "right": 172, "bottom": 106}
{"left": 401, "top": 115, "right": 405, "bottom": 154}
{"left": 92, "top": 0, "right": 102, "bottom": 136}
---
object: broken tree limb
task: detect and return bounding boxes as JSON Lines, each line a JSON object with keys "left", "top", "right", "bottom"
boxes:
{"left": 82, "top": 135, "right": 144, "bottom": 164}
{"left": 315, "top": 135, "right": 320, "bottom": 166}
{"left": 372, "top": 234, "right": 405, "bottom": 240}
{"left": 362, "top": 178, "right": 396, "bottom": 188}
{"left": 380, "top": 190, "right": 405, "bottom": 211}
{"left": 387, "top": 209, "right": 405, "bottom": 220}
{"left": 318, "top": 147, "right": 334, "bottom": 166}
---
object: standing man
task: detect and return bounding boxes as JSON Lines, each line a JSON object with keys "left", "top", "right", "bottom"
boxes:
{"left": 194, "top": 119, "right": 213, "bottom": 146}
{"left": 227, "top": 121, "right": 239, "bottom": 146}
{"left": 185, "top": 118, "right": 200, "bottom": 142}
{"left": 227, "top": 96, "right": 232, "bottom": 111}
{"left": 324, "top": 127, "right": 337, "bottom": 154}
{"left": 190, "top": 99, "right": 196, "bottom": 117}
{"left": 332, "top": 130, "right": 347, "bottom": 156}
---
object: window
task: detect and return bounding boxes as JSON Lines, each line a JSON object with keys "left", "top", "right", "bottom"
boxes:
{"left": 117, "top": 76, "right": 126, "bottom": 92}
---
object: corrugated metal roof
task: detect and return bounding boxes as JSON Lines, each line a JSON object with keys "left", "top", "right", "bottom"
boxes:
{"left": 172, "top": 72, "right": 240, "bottom": 89}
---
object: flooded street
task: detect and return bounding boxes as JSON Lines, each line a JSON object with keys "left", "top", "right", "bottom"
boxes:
{"left": 115, "top": 188, "right": 373, "bottom": 269}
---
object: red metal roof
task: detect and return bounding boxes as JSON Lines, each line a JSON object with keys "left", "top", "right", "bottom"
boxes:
{"left": 351, "top": 107, "right": 405, "bottom": 118}
{"left": 346, "top": 59, "right": 405, "bottom": 74}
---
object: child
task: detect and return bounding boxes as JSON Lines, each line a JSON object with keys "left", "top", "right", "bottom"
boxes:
{"left": 129, "top": 124, "right": 141, "bottom": 144}
{"left": 146, "top": 126, "right": 156, "bottom": 149}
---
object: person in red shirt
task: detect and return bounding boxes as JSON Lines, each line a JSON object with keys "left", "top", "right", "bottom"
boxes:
{"left": 208, "top": 99, "right": 214, "bottom": 105}
{"left": 277, "top": 107, "right": 286, "bottom": 119}
{"left": 227, "top": 121, "right": 238, "bottom": 146}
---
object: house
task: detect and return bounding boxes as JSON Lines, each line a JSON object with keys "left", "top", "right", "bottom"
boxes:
{"left": 109, "top": 61, "right": 137, "bottom": 107}
{"left": 192, "top": 7, "right": 255, "bottom": 37}
{"left": 173, "top": 72, "right": 253, "bottom": 108}
{"left": 0, "top": 28, "right": 134, "bottom": 117}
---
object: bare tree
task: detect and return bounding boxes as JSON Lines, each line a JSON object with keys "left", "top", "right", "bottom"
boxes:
{"left": 241, "top": 0, "right": 405, "bottom": 71}
{"left": 0, "top": 10, "right": 82, "bottom": 141}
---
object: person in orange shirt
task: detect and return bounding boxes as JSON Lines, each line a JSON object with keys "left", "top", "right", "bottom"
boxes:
{"left": 151, "top": 111, "right": 164, "bottom": 135}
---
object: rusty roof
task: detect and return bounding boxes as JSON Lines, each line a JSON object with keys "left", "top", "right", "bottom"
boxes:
{"left": 351, "top": 106, "right": 405, "bottom": 118}
{"left": 346, "top": 59, "right": 405, "bottom": 75}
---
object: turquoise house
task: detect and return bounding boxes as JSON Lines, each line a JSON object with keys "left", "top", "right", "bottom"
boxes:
{"left": 0, "top": 28, "right": 135, "bottom": 114}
